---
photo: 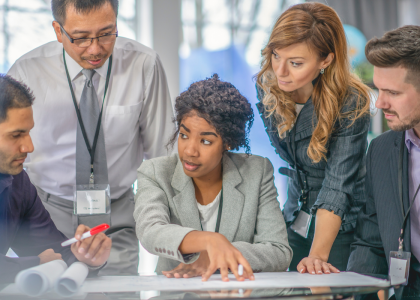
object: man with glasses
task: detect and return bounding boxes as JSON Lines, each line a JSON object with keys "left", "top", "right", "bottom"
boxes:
{"left": 8, "top": 0, "right": 174, "bottom": 275}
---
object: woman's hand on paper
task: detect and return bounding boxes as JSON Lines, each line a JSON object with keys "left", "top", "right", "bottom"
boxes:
{"left": 38, "top": 248, "right": 63, "bottom": 264}
{"left": 71, "top": 224, "right": 112, "bottom": 267}
{"left": 162, "top": 250, "right": 210, "bottom": 278}
{"left": 297, "top": 256, "right": 340, "bottom": 274}
{"left": 298, "top": 209, "right": 341, "bottom": 274}
{"left": 202, "top": 233, "right": 254, "bottom": 282}
{"left": 177, "top": 231, "right": 254, "bottom": 282}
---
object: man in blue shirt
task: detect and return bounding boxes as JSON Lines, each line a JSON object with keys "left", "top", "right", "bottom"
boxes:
{"left": 0, "top": 74, "right": 112, "bottom": 283}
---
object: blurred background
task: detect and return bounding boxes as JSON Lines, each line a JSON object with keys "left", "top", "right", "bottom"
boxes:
{"left": 1, "top": 0, "right": 420, "bottom": 276}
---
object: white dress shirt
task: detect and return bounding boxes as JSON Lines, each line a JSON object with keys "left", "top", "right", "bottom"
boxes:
{"left": 196, "top": 190, "right": 221, "bottom": 232}
{"left": 8, "top": 37, "right": 175, "bottom": 200}
{"left": 295, "top": 103, "right": 304, "bottom": 116}
{"left": 290, "top": 103, "right": 305, "bottom": 131}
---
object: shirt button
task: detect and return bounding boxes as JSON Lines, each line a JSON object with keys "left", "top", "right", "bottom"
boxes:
{"left": 155, "top": 247, "right": 158, "bottom": 252}
{"left": 163, "top": 249, "right": 166, "bottom": 253}
{"left": 158, "top": 248, "right": 162, "bottom": 253}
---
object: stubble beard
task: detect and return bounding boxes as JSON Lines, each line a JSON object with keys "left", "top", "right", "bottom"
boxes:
{"left": 0, "top": 151, "right": 24, "bottom": 175}
{"left": 387, "top": 111, "right": 420, "bottom": 132}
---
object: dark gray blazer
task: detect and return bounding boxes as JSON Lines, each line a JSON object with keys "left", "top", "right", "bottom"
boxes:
{"left": 347, "top": 130, "right": 420, "bottom": 296}
{"left": 257, "top": 87, "right": 370, "bottom": 232}
{"left": 133, "top": 152, "right": 292, "bottom": 274}
{"left": 347, "top": 130, "right": 411, "bottom": 273}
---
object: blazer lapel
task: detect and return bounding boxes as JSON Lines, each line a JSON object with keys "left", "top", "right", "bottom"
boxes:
{"left": 218, "top": 153, "right": 245, "bottom": 242}
{"left": 294, "top": 98, "right": 317, "bottom": 142}
{"left": 171, "top": 160, "right": 202, "bottom": 231}
{"left": 256, "top": 102, "right": 294, "bottom": 165}
{"left": 389, "top": 132, "right": 404, "bottom": 226}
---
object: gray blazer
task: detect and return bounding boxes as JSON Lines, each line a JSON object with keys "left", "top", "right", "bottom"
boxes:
{"left": 134, "top": 152, "right": 292, "bottom": 274}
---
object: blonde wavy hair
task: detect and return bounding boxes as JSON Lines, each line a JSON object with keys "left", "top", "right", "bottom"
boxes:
{"left": 257, "top": 2, "right": 371, "bottom": 163}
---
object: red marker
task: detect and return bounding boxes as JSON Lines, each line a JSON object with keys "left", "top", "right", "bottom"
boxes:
{"left": 61, "top": 223, "right": 110, "bottom": 247}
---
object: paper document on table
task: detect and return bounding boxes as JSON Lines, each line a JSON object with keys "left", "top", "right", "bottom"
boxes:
{"left": 15, "top": 260, "right": 67, "bottom": 297}
{"left": 78, "top": 272, "right": 389, "bottom": 293}
{"left": 11, "top": 260, "right": 89, "bottom": 297}
{"left": 1, "top": 272, "right": 390, "bottom": 296}
{"left": 55, "top": 262, "right": 89, "bottom": 297}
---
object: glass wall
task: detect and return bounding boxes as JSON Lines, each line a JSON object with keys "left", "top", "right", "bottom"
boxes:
{"left": 180, "top": 0, "right": 305, "bottom": 208}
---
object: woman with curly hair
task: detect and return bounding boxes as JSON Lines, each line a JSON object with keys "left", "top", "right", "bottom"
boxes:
{"left": 134, "top": 74, "right": 292, "bottom": 281}
{"left": 257, "top": 3, "right": 371, "bottom": 274}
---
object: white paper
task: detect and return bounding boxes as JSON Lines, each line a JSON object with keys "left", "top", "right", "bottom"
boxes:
{"left": 15, "top": 260, "right": 67, "bottom": 296}
{"left": 389, "top": 257, "right": 409, "bottom": 285}
{"left": 76, "top": 190, "right": 107, "bottom": 214}
{"left": 55, "top": 262, "right": 89, "bottom": 297}
{"left": 2, "top": 272, "right": 391, "bottom": 296}
{"left": 78, "top": 272, "right": 390, "bottom": 293}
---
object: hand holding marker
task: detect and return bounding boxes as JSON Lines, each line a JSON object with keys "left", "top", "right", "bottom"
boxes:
{"left": 61, "top": 223, "right": 110, "bottom": 247}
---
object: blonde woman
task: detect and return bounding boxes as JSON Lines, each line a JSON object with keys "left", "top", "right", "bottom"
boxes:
{"left": 257, "top": 2, "right": 371, "bottom": 274}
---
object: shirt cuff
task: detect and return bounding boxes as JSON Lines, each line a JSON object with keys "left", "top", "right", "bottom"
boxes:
{"left": 310, "top": 187, "right": 349, "bottom": 219}
{"left": 87, "top": 261, "right": 107, "bottom": 270}
{"left": 181, "top": 253, "right": 200, "bottom": 264}
{"left": 86, "top": 262, "right": 107, "bottom": 277}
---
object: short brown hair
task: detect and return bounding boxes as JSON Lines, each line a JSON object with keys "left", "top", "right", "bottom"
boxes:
{"left": 0, "top": 75, "right": 34, "bottom": 123}
{"left": 365, "top": 25, "right": 420, "bottom": 89}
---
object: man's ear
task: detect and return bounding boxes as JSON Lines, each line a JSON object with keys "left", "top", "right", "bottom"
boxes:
{"left": 52, "top": 21, "right": 63, "bottom": 43}
{"left": 320, "top": 53, "right": 335, "bottom": 69}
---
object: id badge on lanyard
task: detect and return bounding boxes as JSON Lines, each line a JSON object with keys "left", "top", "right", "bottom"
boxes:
{"left": 63, "top": 50, "right": 113, "bottom": 217}
{"left": 290, "top": 209, "right": 312, "bottom": 238}
{"left": 74, "top": 184, "right": 111, "bottom": 215}
{"left": 389, "top": 249, "right": 411, "bottom": 285}
{"left": 389, "top": 132, "right": 420, "bottom": 285}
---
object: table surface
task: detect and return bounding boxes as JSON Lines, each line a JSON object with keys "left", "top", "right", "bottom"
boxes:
{"left": 0, "top": 272, "right": 393, "bottom": 300}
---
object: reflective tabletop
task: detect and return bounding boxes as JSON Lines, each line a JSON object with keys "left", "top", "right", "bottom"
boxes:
{"left": 1, "top": 272, "right": 395, "bottom": 300}
{"left": 0, "top": 285, "right": 389, "bottom": 300}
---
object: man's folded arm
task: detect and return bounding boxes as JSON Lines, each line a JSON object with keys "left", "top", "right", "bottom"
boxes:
{"left": 0, "top": 255, "right": 40, "bottom": 283}
{"left": 8, "top": 172, "right": 76, "bottom": 269}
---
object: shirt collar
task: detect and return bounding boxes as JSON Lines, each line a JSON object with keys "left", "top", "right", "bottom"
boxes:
{"left": 63, "top": 50, "right": 110, "bottom": 81}
{"left": 0, "top": 172, "right": 13, "bottom": 195}
{"left": 405, "top": 128, "right": 420, "bottom": 153}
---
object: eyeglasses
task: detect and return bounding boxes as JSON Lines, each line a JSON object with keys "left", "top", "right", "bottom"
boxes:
{"left": 60, "top": 25, "right": 118, "bottom": 48}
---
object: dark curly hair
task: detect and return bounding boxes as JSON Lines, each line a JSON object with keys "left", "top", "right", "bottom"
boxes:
{"left": 168, "top": 74, "right": 254, "bottom": 154}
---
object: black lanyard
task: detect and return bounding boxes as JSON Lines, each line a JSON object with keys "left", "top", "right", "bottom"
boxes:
{"left": 63, "top": 49, "right": 112, "bottom": 185}
{"left": 398, "top": 132, "right": 420, "bottom": 251}
{"left": 200, "top": 189, "right": 223, "bottom": 233}
{"left": 286, "top": 120, "right": 308, "bottom": 203}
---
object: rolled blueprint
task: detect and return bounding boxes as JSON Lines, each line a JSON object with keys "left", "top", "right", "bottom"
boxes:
{"left": 55, "top": 262, "right": 89, "bottom": 297}
{"left": 15, "top": 259, "right": 67, "bottom": 296}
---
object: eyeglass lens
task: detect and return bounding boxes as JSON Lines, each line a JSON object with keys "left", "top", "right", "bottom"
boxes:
{"left": 75, "top": 35, "right": 116, "bottom": 48}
